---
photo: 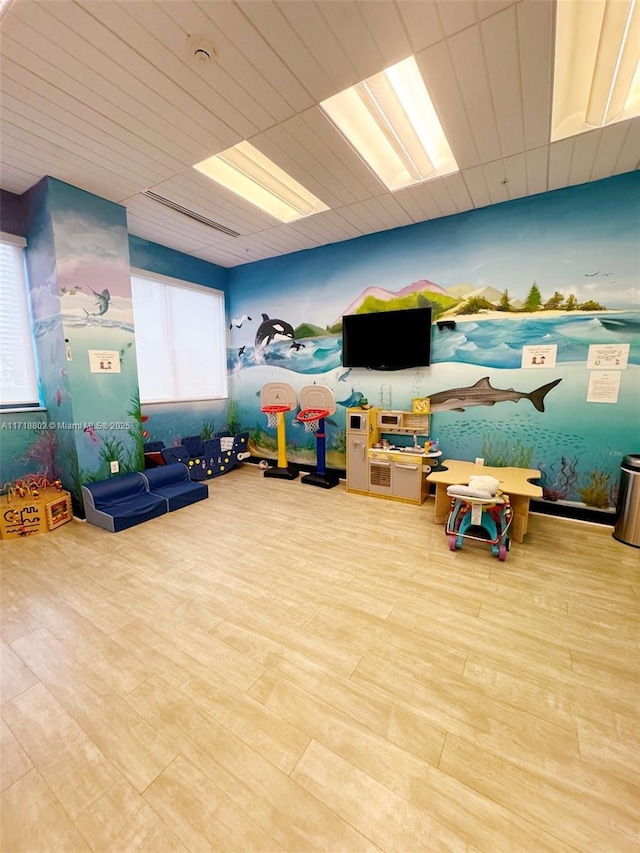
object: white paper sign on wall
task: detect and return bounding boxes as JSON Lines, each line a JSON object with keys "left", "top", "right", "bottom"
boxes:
{"left": 587, "top": 343, "right": 629, "bottom": 370}
{"left": 88, "top": 350, "right": 121, "bottom": 373}
{"left": 521, "top": 344, "right": 557, "bottom": 369}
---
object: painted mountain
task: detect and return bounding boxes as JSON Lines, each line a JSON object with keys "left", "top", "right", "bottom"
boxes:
{"left": 335, "top": 279, "right": 458, "bottom": 325}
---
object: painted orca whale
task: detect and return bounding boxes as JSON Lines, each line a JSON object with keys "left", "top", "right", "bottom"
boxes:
{"left": 255, "top": 314, "right": 295, "bottom": 351}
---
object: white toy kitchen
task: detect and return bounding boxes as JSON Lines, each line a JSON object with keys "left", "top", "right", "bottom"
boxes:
{"left": 346, "top": 407, "right": 441, "bottom": 505}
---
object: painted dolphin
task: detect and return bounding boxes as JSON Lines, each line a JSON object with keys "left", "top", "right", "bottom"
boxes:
{"left": 337, "top": 388, "right": 364, "bottom": 408}
{"left": 255, "top": 314, "right": 295, "bottom": 350}
{"left": 429, "top": 377, "right": 562, "bottom": 413}
{"left": 83, "top": 287, "right": 111, "bottom": 317}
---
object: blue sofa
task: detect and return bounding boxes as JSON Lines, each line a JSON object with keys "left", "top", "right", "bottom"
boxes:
{"left": 82, "top": 472, "right": 167, "bottom": 532}
{"left": 82, "top": 464, "right": 208, "bottom": 532}
{"left": 141, "top": 463, "right": 208, "bottom": 511}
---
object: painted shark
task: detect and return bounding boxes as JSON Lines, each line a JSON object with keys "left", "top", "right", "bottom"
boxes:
{"left": 255, "top": 314, "right": 295, "bottom": 351}
{"left": 429, "top": 377, "right": 562, "bottom": 413}
{"left": 83, "top": 287, "right": 111, "bottom": 317}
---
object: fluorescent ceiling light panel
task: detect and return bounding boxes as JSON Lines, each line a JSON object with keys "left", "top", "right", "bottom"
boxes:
{"left": 552, "top": 0, "right": 640, "bottom": 141}
{"left": 320, "top": 56, "right": 458, "bottom": 191}
{"left": 194, "top": 141, "right": 329, "bottom": 223}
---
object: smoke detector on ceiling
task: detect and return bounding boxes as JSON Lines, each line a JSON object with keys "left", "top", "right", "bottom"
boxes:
{"left": 187, "top": 35, "right": 215, "bottom": 64}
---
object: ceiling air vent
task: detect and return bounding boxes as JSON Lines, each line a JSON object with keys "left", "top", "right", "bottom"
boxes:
{"left": 142, "top": 191, "right": 240, "bottom": 238}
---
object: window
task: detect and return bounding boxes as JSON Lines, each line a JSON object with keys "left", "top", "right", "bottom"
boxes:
{"left": 131, "top": 270, "right": 228, "bottom": 404}
{"left": 0, "top": 234, "right": 40, "bottom": 408}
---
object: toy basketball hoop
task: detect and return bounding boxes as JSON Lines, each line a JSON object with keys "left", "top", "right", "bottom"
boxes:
{"left": 297, "top": 408, "right": 329, "bottom": 432}
{"left": 262, "top": 404, "right": 289, "bottom": 429}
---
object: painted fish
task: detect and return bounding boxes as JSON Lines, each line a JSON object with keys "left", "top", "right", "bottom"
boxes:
{"left": 428, "top": 377, "right": 562, "bottom": 413}
{"left": 255, "top": 314, "right": 295, "bottom": 351}
{"left": 83, "top": 425, "right": 99, "bottom": 443}
{"left": 84, "top": 287, "right": 111, "bottom": 317}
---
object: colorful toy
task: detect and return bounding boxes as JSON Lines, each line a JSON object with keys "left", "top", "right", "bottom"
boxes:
{"left": 0, "top": 476, "right": 72, "bottom": 539}
{"left": 296, "top": 384, "right": 339, "bottom": 489}
{"left": 445, "top": 490, "right": 512, "bottom": 561}
{"left": 260, "top": 382, "right": 298, "bottom": 480}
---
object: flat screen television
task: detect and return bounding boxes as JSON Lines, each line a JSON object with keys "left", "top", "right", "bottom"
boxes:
{"left": 342, "top": 306, "right": 432, "bottom": 371}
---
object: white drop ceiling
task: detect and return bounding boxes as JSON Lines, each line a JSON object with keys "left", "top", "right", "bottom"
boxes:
{"left": 1, "top": 0, "right": 638, "bottom": 268}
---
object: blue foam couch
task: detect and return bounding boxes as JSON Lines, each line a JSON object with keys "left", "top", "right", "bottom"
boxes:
{"left": 82, "top": 472, "right": 167, "bottom": 532}
{"left": 141, "top": 463, "right": 208, "bottom": 511}
{"left": 82, "top": 464, "right": 208, "bottom": 532}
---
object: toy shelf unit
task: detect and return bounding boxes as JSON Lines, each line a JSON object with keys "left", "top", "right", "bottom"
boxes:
{"left": 376, "top": 409, "right": 431, "bottom": 447}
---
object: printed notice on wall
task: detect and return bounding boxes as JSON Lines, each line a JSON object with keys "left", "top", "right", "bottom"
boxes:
{"left": 88, "top": 350, "right": 121, "bottom": 373}
{"left": 587, "top": 343, "right": 629, "bottom": 370}
{"left": 586, "top": 371, "right": 621, "bottom": 404}
{"left": 521, "top": 344, "right": 557, "bottom": 369}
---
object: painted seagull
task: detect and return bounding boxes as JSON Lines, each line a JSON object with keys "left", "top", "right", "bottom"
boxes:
{"left": 230, "top": 314, "right": 252, "bottom": 329}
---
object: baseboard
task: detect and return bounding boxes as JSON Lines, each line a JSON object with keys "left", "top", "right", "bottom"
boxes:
{"left": 249, "top": 459, "right": 616, "bottom": 527}
{"left": 529, "top": 499, "right": 614, "bottom": 527}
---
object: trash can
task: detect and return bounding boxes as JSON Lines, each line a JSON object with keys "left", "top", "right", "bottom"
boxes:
{"left": 613, "top": 454, "right": 640, "bottom": 548}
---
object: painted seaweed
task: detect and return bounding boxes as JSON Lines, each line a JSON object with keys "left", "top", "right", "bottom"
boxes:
{"left": 539, "top": 456, "right": 579, "bottom": 501}
{"left": 19, "top": 427, "right": 60, "bottom": 480}
{"left": 126, "top": 388, "right": 145, "bottom": 471}
{"left": 481, "top": 434, "right": 534, "bottom": 468}
{"left": 578, "top": 470, "right": 612, "bottom": 509}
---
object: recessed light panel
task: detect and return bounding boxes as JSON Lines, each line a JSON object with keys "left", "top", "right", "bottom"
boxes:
{"left": 320, "top": 56, "right": 459, "bottom": 191}
{"left": 194, "top": 141, "right": 329, "bottom": 223}
{"left": 552, "top": 0, "right": 640, "bottom": 141}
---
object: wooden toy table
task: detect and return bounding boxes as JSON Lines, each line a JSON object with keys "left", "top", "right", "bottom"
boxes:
{"left": 427, "top": 460, "right": 542, "bottom": 543}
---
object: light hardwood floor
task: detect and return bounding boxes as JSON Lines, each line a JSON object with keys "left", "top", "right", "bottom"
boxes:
{"left": 1, "top": 463, "right": 638, "bottom": 852}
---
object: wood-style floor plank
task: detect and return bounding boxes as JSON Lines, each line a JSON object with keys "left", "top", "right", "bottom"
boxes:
{"left": 1, "top": 463, "right": 638, "bottom": 852}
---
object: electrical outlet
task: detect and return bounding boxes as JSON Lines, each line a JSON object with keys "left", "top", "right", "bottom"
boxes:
{"left": 110, "top": 460, "right": 119, "bottom": 474}
{"left": 475, "top": 457, "right": 484, "bottom": 466}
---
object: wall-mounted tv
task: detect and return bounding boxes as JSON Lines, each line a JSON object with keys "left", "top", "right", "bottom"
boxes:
{"left": 342, "top": 306, "right": 432, "bottom": 371}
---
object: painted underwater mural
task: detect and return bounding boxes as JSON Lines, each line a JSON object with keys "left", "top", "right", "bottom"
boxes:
{"left": 227, "top": 172, "right": 640, "bottom": 512}
{"left": 2, "top": 173, "right": 638, "bottom": 517}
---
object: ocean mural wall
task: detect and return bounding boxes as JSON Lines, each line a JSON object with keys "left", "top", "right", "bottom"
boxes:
{"left": 0, "top": 193, "right": 232, "bottom": 492}
{"left": 1, "top": 172, "right": 638, "bottom": 516}
{"left": 227, "top": 172, "right": 640, "bottom": 512}
{"left": 2, "top": 178, "right": 143, "bottom": 509}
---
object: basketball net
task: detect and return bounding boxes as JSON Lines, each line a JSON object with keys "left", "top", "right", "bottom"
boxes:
{"left": 297, "top": 409, "right": 329, "bottom": 433}
{"left": 263, "top": 405, "right": 288, "bottom": 429}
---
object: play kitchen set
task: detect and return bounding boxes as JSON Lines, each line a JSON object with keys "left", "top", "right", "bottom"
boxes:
{"left": 346, "top": 401, "right": 441, "bottom": 505}
{"left": 0, "top": 476, "right": 73, "bottom": 539}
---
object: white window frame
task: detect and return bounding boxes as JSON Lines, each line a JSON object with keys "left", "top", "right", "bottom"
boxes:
{"left": 131, "top": 269, "right": 228, "bottom": 405}
{"left": 0, "top": 232, "right": 41, "bottom": 409}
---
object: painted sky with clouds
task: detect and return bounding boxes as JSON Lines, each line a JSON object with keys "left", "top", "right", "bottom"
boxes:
{"left": 229, "top": 172, "right": 639, "bottom": 335}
